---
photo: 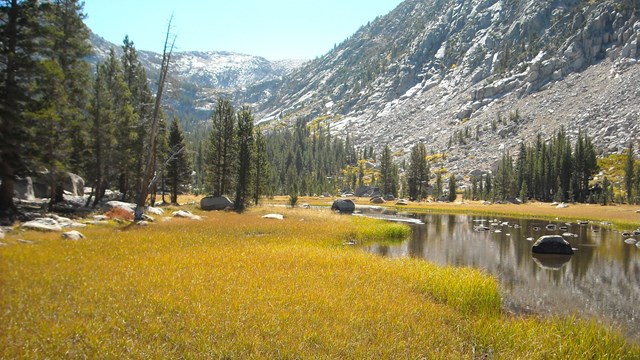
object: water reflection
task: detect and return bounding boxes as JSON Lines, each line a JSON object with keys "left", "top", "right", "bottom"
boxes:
{"left": 365, "top": 211, "right": 640, "bottom": 342}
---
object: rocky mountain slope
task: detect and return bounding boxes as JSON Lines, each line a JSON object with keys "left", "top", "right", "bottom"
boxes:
{"left": 88, "top": 33, "right": 305, "bottom": 128}
{"left": 251, "top": 0, "right": 640, "bottom": 173}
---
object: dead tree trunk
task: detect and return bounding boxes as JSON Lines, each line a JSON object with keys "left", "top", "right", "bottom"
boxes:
{"left": 135, "top": 17, "right": 175, "bottom": 220}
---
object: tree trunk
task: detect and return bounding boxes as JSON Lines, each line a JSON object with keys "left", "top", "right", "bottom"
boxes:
{"left": 0, "top": 165, "right": 19, "bottom": 223}
{"left": 135, "top": 17, "right": 174, "bottom": 220}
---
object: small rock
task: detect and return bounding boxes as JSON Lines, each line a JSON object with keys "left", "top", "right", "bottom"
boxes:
{"left": 93, "top": 215, "right": 109, "bottom": 221}
{"left": 62, "top": 230, "right": 85, "bottom": 241}
{"left": 147, "top": 206, "right": 164, "bottom": 216}
{"left": 17, "top": 239, "right": 35, "bottom": 245}
{"left": 624, "top": 238, "right": 637, "bottom": 245}
{"left": 556, "top": 203, "right": 569, "bottom": 209}
{"left": 136, "top": 221, "right": 149, "bottom": 226}
{"left": 262, "top": 214, "right": 284, "bottom": 220}
{"left": 0, "top": 242, "right": 8, "bottom": 247}
{"left": 172, "top": 210, "right": 202, "bottom": 221}
{"left": 84, "top": 220, "right": 109, "bottom": 225}
{"left": 21, "top": 218, "right": 62, "bottom": 232}
{"left": 142, "top": 214, "right": 155, "bottom": 222}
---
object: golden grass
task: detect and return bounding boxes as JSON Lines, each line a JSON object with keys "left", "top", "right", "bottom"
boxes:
{"left": 1, "top": 205, "right": 638, "bottom": 358}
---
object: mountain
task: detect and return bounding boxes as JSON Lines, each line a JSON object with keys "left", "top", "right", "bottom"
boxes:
{"left": 251, "top": 0, "right": 640, "bottom": 173}
{"left": 88, "top": 33, "right": 306, "bottom": 133}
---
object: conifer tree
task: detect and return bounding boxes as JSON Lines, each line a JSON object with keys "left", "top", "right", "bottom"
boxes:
{"left": 87, "top": 61, "right": 116, "bottom": 207}
{"left": 167, "top": 117, "right": 191, "bottom": 204}
{"left": 44, "top": 0, "right": 91, "bottom": 176}
{"left": 407, "top": 142, "right": 429, "bottom": 200}
{"left": 252, "top": 130, "right": 269, "bottom": 205}
{"left": 234, "top": 107, "right": 254, "bottom": 212}
{"left": 447, "top": 174, "right": 457, "bottom": 202}
{"left": 0, "top": 0, "right": 40, "bottom": 220}
{"left": 379, "top": 145, "right": 394, "bottom": 196}
{"left": 121, "top": 35, "right": 153, "bottom": 200}
{"left": 624, "top": 141, "right": 635, "bottom": 204}
{"left": 206, "top": 98, "right": 236, "bottom": 197}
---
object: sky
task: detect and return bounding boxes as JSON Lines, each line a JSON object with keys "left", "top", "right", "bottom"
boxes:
{"left": 83, "top": 0, "right": 404, "bottom": 60}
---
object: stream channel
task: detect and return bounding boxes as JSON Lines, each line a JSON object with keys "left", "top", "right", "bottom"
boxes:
{"left": 359, "top": 207, "right": 640, "bottom": 342}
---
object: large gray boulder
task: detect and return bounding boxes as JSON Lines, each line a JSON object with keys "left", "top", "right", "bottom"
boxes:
{"left": 331, "top": 199, "right": 355, "bottom": 213}
{"left": 532, "top": 235, "right": 574, "bottom": 255}
{"left": 21, "top": 218, "right": 62, "bottom": 232}
{"left": 14, "top": 172, "right": 85, "bottom": 200}
{"left": 200, "top": 196, "right": 233, "bottom": 211}
{"left": 14, "top": 177, "right": 35, "bottom": 201}
{"left": 63, "top": 173, "right": 85, "bottom": 196}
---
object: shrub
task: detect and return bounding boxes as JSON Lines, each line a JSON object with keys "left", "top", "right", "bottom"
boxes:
{"left": 104, "top": 207, "right": 133, "bottom": 221}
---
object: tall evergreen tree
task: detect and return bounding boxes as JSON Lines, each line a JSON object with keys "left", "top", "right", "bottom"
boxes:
{"left": 234, "top": 107, "right": 253, "bottom": 212}
{"left": 87, "top": 61, "right": 116, "bottom": 207}
{"left": 624, "top": 141, "right": 635, "bottom": 204}
{"left": 121, "top": 35, "right": 153, "bottom": 201}
{"left": 44, "top": 0, "right": 91, "bottom": 176}
{"left": 252, "top": 129, "right": 269, "bottom": 205}
{"left": 447, "top": 174, "right": 457, "bottom": 202}
{"left": 167, "top": 117, "right": 190, "bottom": 204}
{"left": 205, "top": 98, "right": 236, "bottom": 197}
{"left": 407, "top": 142, "right": 429, "bottom": 200}
{"left": 379, "top": 145, "right": 394, "bottom": 196}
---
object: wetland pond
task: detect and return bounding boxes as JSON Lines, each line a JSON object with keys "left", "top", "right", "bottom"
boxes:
{"left": 361, "top": 208, "right": 640, "bottom": 342}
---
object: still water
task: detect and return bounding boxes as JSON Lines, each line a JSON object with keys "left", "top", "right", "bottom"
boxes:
{"left": 364, "top": 209, "right": 640, "bottom": 342}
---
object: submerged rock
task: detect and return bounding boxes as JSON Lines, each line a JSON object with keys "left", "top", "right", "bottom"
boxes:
{"left": 532, "top": 235, "right": 574, "bottom": 255}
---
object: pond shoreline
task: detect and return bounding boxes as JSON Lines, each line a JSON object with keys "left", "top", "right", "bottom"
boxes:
{"left": 264, "top": 196, "right": 640, "bottom": 229}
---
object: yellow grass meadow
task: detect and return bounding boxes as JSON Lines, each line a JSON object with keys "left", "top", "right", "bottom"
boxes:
{"left": 1, "top": 206, "right": 638, "bottom": 358}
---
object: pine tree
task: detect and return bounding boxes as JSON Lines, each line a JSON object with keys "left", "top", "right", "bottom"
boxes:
{"left": 86, "top": 61, "right": 116, "bottom": 207}
{"left": 205, "top": 98, "right": 236, "bottom": 197}
{"left": 167, "top": 118, "right": 191, "bottom": 204}
{"left": 407, "top": 142, "right": 429, "bottom": 200}
{"left": 252, "top": 129, "right": 269, "bottom": 205}
{"left": 121, "top": 36, "right": 153, "bottom": 201}
{"left": 624, "top": 141, "right": 635, "bottom": 204}
{"left": 103, "top": 48, "right": 137, "bottom": 200}
{"left": 379, "top": 145, "right": 394, "bottom": 196}
{"left": 234, "top": 107, "right": 254, "bottom": 212}
{"left": 44, "top": 0, "right": 91, "bottom": 177}
{"left": 447, "top": 174, "right": 457, "bottom": 202}
{"left": 435, "top": 171, "right": 443, "bottom": 200}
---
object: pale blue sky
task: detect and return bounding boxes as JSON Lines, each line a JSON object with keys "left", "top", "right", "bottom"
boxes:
{"left": 83, "top": 1, "right": 404, "bottom": 60}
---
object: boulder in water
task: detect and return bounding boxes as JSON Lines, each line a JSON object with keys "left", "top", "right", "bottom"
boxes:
{"left": 331, "top": 199, "right": 355, "bottom": 213}
{"left": 532, "top": 235, "right": 574, "bottom": 255}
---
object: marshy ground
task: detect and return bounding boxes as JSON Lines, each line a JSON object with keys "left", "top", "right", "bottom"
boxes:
{"left": 1, "top": 201, "right": 638, "bottom": 358}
